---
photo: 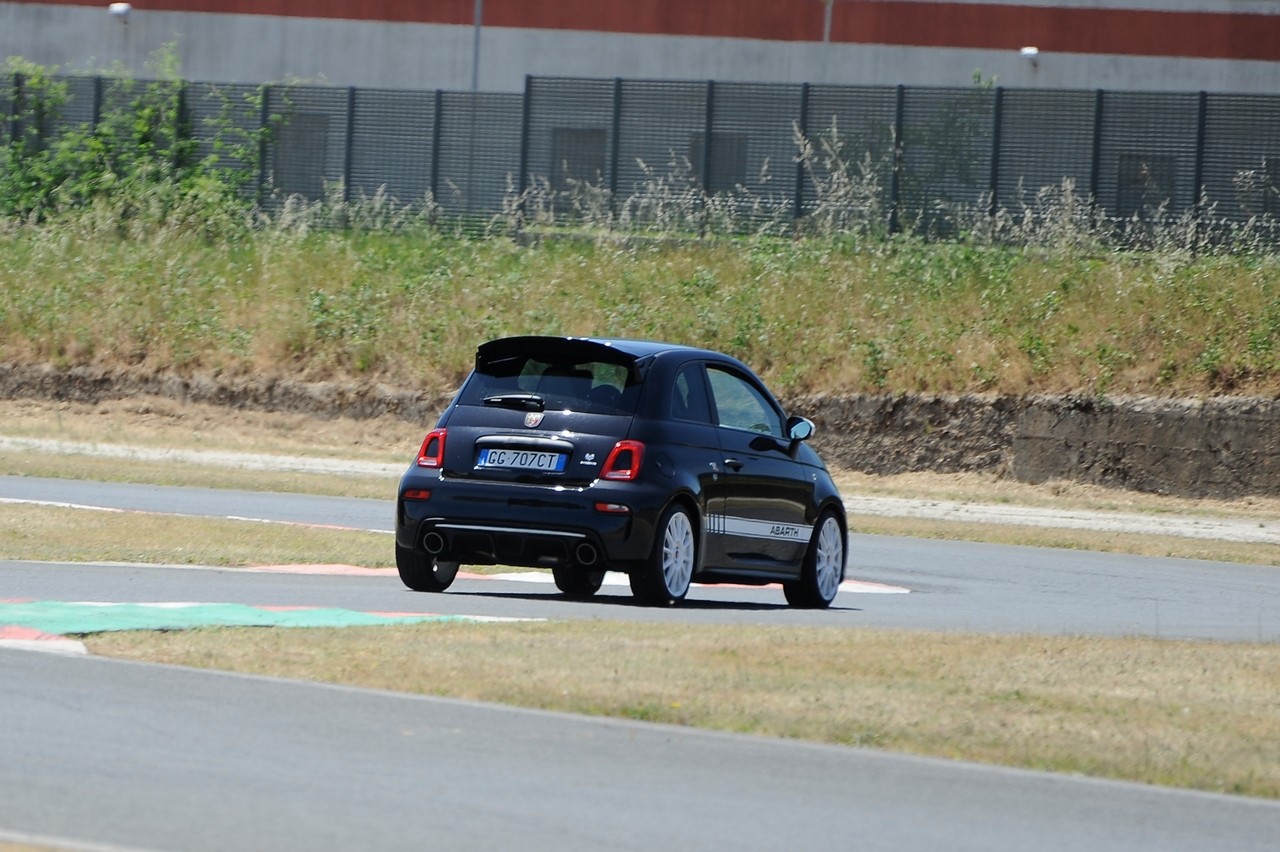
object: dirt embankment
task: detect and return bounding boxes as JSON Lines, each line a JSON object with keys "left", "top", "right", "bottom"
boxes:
{"left": 3, "top": 364, "right": 1277, "bottom": 500}
{"left": 802, "top": 394, "right": 1280, "bottom": 499}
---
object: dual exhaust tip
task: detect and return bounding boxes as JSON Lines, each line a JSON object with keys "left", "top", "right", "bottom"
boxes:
{"left": 423, "top": 530, "right": 599, "bottom": 567}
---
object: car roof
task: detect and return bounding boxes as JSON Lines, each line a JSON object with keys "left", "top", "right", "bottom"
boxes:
{"left": 578, "top": 337, "right": 721, "bottom": 359}
{"left": 476, "top": 335, "right": 725, "bottom": 364}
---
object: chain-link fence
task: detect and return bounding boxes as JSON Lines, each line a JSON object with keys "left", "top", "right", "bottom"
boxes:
{"left": 6, "top": 72, "right": 1280, "bottom": 234}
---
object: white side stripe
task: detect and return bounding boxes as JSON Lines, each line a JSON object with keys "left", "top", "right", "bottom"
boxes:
{"left": 708, "top": 515, "right": 811, "bottom": 542}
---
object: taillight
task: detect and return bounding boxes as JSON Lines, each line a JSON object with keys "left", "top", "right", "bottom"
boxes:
{"left": 601, "top": 440, "right": 644, "bottom": 481}
{"left": 416, "top": 428, "right": 447, "bottom": 468}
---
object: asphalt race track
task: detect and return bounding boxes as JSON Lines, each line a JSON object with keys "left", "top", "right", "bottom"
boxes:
{"left": 2, "top": 475, "right": 1279, "bottom": 850}
{"left": 5, "top": 648, "right": 1280, "bottom": 852}
{"left": 3, "top": 475, "right": 1278, "bottom": 639}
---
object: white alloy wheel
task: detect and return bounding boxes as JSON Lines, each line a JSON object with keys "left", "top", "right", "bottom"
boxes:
{"left": 632, "top": 504, "right": 697, "bottom": 605}
{"left": 813, "top": 515, "right": 845, "bottom": 603}
{"left": 784, "top": 511, "right": 844, "bottom": 608}
{"left": 660, "top": 508, "right": 695, "bottom": 598}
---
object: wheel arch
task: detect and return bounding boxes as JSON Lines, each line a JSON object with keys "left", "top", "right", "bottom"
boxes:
{"left": 664, "top": 490, "right": 704, "bottom": 552}
{"left": 818, "top": 497, "right": 848, "bottom": 535}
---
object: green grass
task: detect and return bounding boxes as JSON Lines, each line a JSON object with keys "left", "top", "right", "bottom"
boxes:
{"left": 3, "top": 214, "right": 1280, "bottom": 400}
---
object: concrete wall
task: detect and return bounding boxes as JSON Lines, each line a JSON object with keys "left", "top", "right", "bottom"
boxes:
{"left": 6, "top": 2, "right": 1280, "bottom": 93}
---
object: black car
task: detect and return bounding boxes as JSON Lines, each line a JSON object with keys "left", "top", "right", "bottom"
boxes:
{"left": 395, "top": 336, "right": 847, "bottom": 607}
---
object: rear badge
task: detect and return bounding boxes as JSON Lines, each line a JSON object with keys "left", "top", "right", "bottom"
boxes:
{"left": 524, "top": 412, "right": 544, "bottom": 428}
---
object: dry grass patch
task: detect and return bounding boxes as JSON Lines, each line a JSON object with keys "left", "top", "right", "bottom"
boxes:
{"left": 850, "top": 516, "right": 1280, "bottom": 566}
{"left": 0, "top": 450, "right": 392, "bottom": 500}
{"left": 0, "top": 397, "right": 426, "bottom": 461}
{"left": 834, "top": 469, "right": 1280, "bottom": 524}
{"left": 0, "top": 503, "right": 394, "bottom": 568}
{"left": 91, "top": 621, "right": 1280, "bottom": 798}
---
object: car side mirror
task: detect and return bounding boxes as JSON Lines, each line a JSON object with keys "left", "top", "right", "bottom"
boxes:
{"left": 786, "top": 416, "right": 815, "bottom": 442}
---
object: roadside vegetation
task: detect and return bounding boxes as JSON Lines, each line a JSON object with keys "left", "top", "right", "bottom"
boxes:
{"left": 3, "top": 59, "right": 1280, "bottom": 400}
{"left": 5, "top": 210, "right": 1280, "bottom": 399}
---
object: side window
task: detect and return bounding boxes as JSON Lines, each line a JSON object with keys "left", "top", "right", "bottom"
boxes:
{"left": 671, "top": 364, "right": 713, "bottom": 424}
{"left": 706, "top": 367, "right": 784, "bottom": 437}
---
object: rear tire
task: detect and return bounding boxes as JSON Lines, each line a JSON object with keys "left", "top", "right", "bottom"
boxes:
{"left": 784, "top": 511, "right": 844, "bottom": 609}
{"left": 553, "top": 566, "right": 605, "bottom": 598}
{"left": 629, "top": 504, "right": 696, "bottom": 606}
{"left": 396, "top": 544, "right": 460, "bottom": 592}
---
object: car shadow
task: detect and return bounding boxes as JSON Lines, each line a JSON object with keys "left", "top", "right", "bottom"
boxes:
{"left": 437, "top": 587, "right": 863, "bottom": 613}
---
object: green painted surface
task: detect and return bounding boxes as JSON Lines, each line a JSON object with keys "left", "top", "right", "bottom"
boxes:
{"left": 0, "top": 601, "right": 468, "bottom": 634}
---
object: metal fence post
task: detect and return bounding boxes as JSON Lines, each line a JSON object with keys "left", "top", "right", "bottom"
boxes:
{"left": 173, "top": 80, "right": 189, "bottom": 173}
{"left": 517, "top": 74, "right": 533, "bottom": 232}
{"left": 257, "top": 84, "right": 270, "bottom": 206}
{"left": 343, "top": 86, "right": 356, "bottom": 204}
{"left": 429, "top": 88, "right": 442, "bottom": 205}
{"left": 988, "top": 86, "right": 1004, "bottom": 219}
{"left": 1193, "top": 90, "right": 1208, "bottom": 215}
{"left": 1089, "top": 89, "right": 1103, "bottom": 208}
{"left": 609, "top": 77, "right": 622, "bottom": 224}
{"left": 9, "top": 73, "right": 22, "bottom": 149}
{"left": 92, "top": 75, "right": 103, "bottom": 130}
{"left": 793, "top": 81, "right": 810, "bottom": 224}
{"left": 518, "top": 75, "right": 532, "bottom": 198}
{"left": 701, "top": 80, "right": 715, "bottom": 191}
{"left": 889, "top": 84, "right": 905, "bottom": 234}
{"left": 700, "top": 80, "right": 715, "bottom": 236}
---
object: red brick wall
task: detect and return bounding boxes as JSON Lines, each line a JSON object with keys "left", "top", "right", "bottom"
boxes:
{"left": 15, "top": 0, "right": 1280, "bottom": 60}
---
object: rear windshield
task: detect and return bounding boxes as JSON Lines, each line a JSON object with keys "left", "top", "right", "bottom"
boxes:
{"left": 461, "top": 354, "right": 642, "bottom": 416}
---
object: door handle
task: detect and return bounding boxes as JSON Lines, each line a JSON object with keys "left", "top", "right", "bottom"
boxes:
{"left": 723, "top": 458, "right": 744, "bottom": 471}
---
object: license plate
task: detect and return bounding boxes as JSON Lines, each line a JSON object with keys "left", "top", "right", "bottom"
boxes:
{"left": 476, "top": 448, "right": 567, "bottom": 472}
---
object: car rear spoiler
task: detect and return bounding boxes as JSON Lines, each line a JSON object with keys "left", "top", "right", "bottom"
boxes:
{"left": 476, "top": 336, "right": 648, "bottom": 378}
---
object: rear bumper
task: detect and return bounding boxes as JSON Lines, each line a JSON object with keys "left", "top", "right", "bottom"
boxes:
{"left": 416, "top": 520, "right": 610, "bottom": 569}
{"left": 395, "top": 469, "right": 665, "bottom": 569}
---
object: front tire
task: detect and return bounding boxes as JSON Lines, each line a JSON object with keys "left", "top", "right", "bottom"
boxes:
{"left": 630, "top": 503, "right": 696, "bottom": 606}
{"left": 396, "top": 544, "right": 460, "bottom": 592}
{"left": 784, "top": 511, "right": 844, "bottom": 608}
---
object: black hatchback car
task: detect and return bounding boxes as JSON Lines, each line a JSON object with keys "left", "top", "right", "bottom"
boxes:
{"left": 395, "top": 336, "right": 847, "bottom": 607}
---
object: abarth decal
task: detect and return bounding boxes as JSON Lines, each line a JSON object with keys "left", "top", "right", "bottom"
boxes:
{"left": 706, "top": 514, "right": 810, "bottom": 541}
